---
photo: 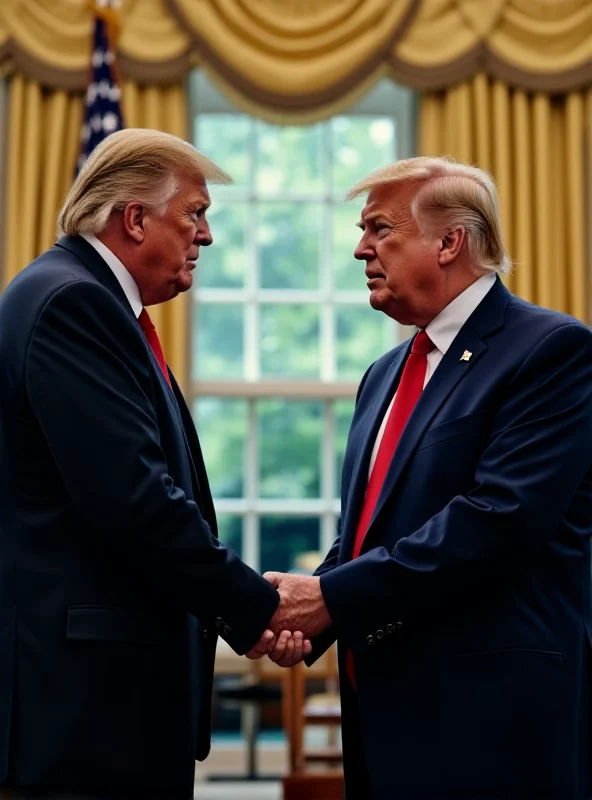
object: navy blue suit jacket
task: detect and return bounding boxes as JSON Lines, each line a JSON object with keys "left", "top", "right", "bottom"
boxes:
{"left": 0, "top": 236, "right": 279, "bottom": 798}
{"left": 312, "top": 279, "right": 592, "bottom": 799}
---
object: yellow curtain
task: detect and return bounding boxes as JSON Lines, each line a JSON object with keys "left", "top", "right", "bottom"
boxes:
{"left": 2, "top": 75, "right": 191, "bottom": 389}
{"left": 3, "top": 75, "right": 83, "bottom": 284}
{"left": 2, "top": 1, "right": 592, "bottom": 120}
{"left": 419, "top": 74, "right": 589, "bottom": 321}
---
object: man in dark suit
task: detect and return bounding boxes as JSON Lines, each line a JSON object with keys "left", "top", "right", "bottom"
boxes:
{"left": 266, "top": 156, "right": 592, "bottom": 799}
{"left": 0, "top": 128, "right": 307, "bottom": 800}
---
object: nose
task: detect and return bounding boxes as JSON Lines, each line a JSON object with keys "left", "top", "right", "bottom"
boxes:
{"left": 196, "top": 217, "right": 213, "bottom": 247}
{"left": 354, "top": 233, "right": 373, "bottom": 262}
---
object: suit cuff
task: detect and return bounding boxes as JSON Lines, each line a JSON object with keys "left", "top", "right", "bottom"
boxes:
{"left": 214, "top": 580, "right": 280, "bottom": 655}
{"left": 320, "top": 560, "right": 406, "bottom": 653}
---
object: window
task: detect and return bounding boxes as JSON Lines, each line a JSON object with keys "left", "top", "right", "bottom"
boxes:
{"left": 189, "top": 71, "right": 416, "bottom": 572}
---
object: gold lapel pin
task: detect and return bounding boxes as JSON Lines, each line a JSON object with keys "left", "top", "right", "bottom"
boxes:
{"left": 460, "top": 350, "right": 472, "bottom": 362}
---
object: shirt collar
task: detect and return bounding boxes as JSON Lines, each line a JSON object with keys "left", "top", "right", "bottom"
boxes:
{"left": 81, "top": 233, "right": 143, "bottom": 319}
{"left": 425, "top": 272, "right": 497, "bottom": 356}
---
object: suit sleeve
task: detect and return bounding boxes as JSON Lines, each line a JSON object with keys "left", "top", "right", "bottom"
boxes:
{"left": 302, "top": 520, "right": 342, "bottom": 666}
{"left": 320, "top": 323, "right": 592, "bottom": 652}
{"left": 26, "top": 280, "right": 278, "bottom": 655}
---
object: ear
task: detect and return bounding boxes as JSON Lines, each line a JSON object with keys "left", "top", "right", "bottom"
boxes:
{"left": 438, "top": 227, "right": 466, "bottom": 266}
{"left": 122, "top": 202, "right": 146, "bottom": 244}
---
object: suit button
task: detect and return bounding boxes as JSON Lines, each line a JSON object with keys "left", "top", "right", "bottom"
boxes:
{"left": 367, "top": 635, "right": 375, "bottom": 646}
{"left": 223, "top": 624, "right": 231, "bottom": 635}
{"left": 396, "top": 621, "right": 403, "bottom": 630}
{"left": 215, "top": 617, "right": 222, "bottom": 628}
{"left": 376, "top": 629, "right": 384, "bottom": 639}
{"left": 203, "top": 629, "right": 209, "bottom": 639}
{"left": 386, "top": 624, "right": 394, "bottom": 634}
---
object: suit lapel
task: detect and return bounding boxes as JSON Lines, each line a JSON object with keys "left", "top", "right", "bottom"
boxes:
{"left": 359, "top": 277, "right": 511, "bottom": 550}
{"left": 366, "top": 332, "right": 487, "bottom": 532}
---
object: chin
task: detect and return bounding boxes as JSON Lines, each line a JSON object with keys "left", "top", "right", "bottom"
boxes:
{"left": 368, "top": 290, "right": 390, "bottom": 313}
{"left": 176, "top": 274, "right": 194, "bottom": 294}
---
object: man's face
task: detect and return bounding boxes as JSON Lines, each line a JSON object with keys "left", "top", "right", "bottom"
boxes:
{"left": 135, "top": 173, "right": 213, "bottom": 306}
{"left": 354, "top": 182, "right": 445, "bottom": 327}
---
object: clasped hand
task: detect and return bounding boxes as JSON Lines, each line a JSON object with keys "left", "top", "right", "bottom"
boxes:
{"left": 245, "top": 572, "right": 332, "bottom": 668}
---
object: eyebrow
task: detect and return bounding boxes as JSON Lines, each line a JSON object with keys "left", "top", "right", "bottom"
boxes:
{"left": 356, "top": 211, "right": 387, "bottom": 229}
{"left": 190, "top": 200, "right": 211, "bottom": 212}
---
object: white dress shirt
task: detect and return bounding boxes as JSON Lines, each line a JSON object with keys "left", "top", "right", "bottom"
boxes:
{"left": 81, "top": 233, "right": 143, "bottom": 319}
{"left": 368, "top": 272, "right": 497, "bottom": 475}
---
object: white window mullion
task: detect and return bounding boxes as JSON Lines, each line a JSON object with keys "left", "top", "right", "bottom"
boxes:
{"left": 320, "top": 300, "right": 334, "bottom": 383}
{"left": 334, "top": 290, "right": 373, "bottom": 304}
{"left": 260, "top": 290, "right": 325, "bottom": 304}
{"left": 244, "top": 287, "right": 259, "bottom": 381}
{"left": 194, "top": 289, "right": 248, "bottom": 303}
{"left": 196, "top": 288, "right": 342, "bottom": 304}
{"left": 321, "top": 514, "right": 337, "bottom": 558}
{"left": 244, "top": 512, "right": 259, "bottom": 572}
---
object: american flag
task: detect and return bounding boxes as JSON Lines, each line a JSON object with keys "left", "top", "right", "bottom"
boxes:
{"left": 76, "top": 1, "right": 124, "bottom": 174}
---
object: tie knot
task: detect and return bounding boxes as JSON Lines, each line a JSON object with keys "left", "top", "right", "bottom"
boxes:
{"left": 139, "top": 308, "right": 154, "bottom": 332}
{"left": 411, "top": 329, "right": 434, "bottom": 356}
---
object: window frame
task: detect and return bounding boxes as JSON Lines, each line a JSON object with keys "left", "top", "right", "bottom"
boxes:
{"left": 188, "top": 70, "right": 416, "bottom": 568}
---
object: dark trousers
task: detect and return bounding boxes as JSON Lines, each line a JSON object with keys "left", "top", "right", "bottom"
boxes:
{"left": 340, "top": 674, "right": 375, "bottom": 800}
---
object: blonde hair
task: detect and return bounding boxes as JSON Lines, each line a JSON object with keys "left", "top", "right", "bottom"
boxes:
{"left": 57, "top": 128, "right": 232, "bottom": 236}
{"left": 347, "top": 156, "right": 511, "bottom": 275}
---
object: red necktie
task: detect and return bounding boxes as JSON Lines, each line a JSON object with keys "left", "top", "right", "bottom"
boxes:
{"left": 139, "top": 308, "right": 172, "bottom": 389}
{"left": 346, "top": 329, "right": 434, "bottom": 688}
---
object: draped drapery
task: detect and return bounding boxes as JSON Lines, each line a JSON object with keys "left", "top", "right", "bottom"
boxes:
{"left": 419, "top": 75, "right": 591, "bottom": 320}
{"left": 0, "top": 1, "right": 591, "bottom": 111}
{"left": 393, "top": 0, "right": 592, "bottom": 92}
{"left": 2, "top": 75, "right": 191, "bottom": 388}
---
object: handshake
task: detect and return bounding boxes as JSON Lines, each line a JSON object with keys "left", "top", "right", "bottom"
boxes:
{"left": 245, "top": 571, "right": 332, "bottom": 668}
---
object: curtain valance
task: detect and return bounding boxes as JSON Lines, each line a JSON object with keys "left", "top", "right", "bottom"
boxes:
{"left": 0, "top": 1, "right": 590, "bottom": 111}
